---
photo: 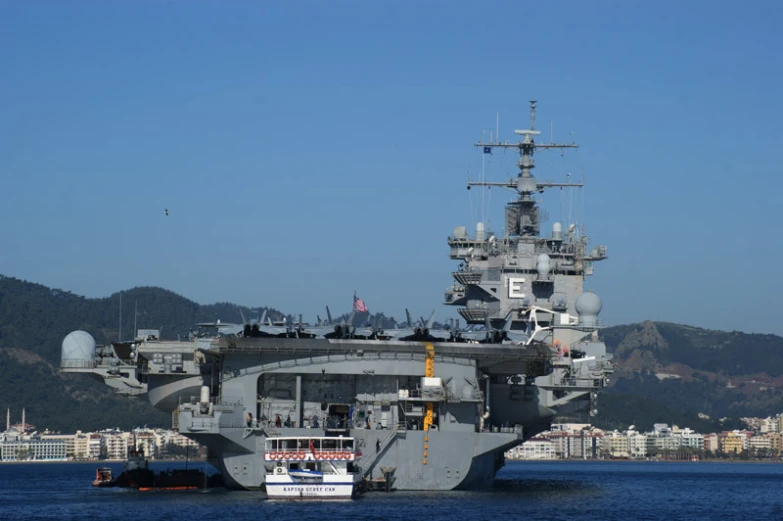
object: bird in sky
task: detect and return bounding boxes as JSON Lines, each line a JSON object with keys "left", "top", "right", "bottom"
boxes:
{"left": 165, "top": 209, "right": 169, "bottom": 216}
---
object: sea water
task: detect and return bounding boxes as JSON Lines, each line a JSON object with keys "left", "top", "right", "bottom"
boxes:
{"left": 1, "top": 460, "right": 781, "bottom": 521}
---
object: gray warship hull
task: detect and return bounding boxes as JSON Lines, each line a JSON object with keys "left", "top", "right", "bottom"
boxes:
{"left": 178, "top": 337, "right": 552, "bottom": 490}
{"left": 63, "top": 332, "right": 610, "bottom": 491}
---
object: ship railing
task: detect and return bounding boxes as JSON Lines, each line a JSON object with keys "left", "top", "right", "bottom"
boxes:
{"left": 485, "top": 424, "right": 524, "bottom": 435}
{"left": 178, "top": 395, "right": 243, "bottom": 407}
{"left": 398, "top": 420, "right": 434, "bottom": 431}
{"left": 551, "top": 376, "right": 607, "bottom": 389}
{"left": 359, "top": 429, "right": 399, "bottom": 477}
{"left": 398, "top": 388, "right": 450, "bottom": 402}
{"left": 188, "top": 418, "right": 218, "bottom": 430}
{"left": 558, "top": 358, "right": 612, "bottom": 373}
{"left": 60, "top": 360, "right": 96, "bottom": 369}
{"left": 188, "top": 415, "right": 248, "bottom": 430}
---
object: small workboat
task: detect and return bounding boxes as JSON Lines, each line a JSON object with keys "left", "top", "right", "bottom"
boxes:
{"left": 92, "top": 467, "right": 115, "bottom": 487}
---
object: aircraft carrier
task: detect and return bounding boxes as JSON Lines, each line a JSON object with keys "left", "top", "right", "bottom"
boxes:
{"left": 60, "top": 102, "right": 613, "bottom": 491}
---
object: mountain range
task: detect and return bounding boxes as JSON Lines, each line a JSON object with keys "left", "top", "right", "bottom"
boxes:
{"left": 1, "top": 274, "right": 780, "bottom": 433}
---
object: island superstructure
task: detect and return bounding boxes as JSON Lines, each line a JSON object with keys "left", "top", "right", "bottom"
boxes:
{"left": 60, "top": 102, "right": 613, "bottom": 491}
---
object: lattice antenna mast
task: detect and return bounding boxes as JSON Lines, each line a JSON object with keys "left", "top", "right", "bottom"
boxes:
{"left": 469, "top": 101, "right": 582, "bottom": 237}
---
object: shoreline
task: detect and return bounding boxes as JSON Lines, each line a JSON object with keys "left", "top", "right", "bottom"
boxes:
{"left": 507, "top": 458, "right": 783, "bottom": 464}
{"left": 0, "top": 458, "right": 209, "bottom": 465}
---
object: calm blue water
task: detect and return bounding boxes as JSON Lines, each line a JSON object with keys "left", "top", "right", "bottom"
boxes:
{"left": 1, "top": 460, "right": 782, "bottom": 520}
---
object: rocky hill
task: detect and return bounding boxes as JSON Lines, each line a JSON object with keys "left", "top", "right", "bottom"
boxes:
{"left": 594, "top": 321, "right": 783, "bottom": 431}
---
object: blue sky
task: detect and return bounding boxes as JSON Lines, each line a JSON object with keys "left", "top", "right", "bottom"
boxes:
{"left": 1, "top": 1, "right": 781, "bottom": 335}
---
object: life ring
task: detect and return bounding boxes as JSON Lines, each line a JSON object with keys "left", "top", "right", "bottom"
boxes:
{"left": 327, "top": 452, "right": 335, "bottom": 460}
{"left": 298, "top": 453, "right": 305, "bottom": 460}
{"left": 284, "top": 452, "right": 291, "bottom": 460}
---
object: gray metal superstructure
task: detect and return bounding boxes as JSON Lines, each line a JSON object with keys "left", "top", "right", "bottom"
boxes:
{"left": 60, "top": 102, "right": 612, "bottom": 491}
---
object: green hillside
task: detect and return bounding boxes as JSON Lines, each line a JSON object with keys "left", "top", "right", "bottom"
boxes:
{"left": 594, "top": 321, "right": 783, "bottom": 431}
{"left": 0, "top": 275, "right": 284, "bottom": 432}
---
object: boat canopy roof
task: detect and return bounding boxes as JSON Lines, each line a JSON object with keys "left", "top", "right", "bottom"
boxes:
{"left": 267, "top": 436, "right": 355, "bottom": 442}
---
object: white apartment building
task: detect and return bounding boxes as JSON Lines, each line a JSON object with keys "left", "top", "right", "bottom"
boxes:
{"left": 88, "top": 434, "right": 102, "bottom": 459}
{"left": 749, "top": 435, "right": 774, "bottom": 452}
{"left": 602, "top": 432, "right": 630, "bottom": 458}
{"left": 760, "top": 417, "right": 779, "bottom": 434}
{"left": 676, "top": 428, "right": 704, "bottom": 450}
{"left": 0, "top": 428, "right": 67, "bottom": 461}
{"left": 628, "top": 432, "right": 647, "bottom": 459}
{"left": 101, "top": 431, "right": 130, "bottom": 460}
{"left": 40, "top": 433, "right": 76, "bottom": 458}
{"left": 512, "top": 439, "right": 556, "bottom": 460}
{"left": 73, "top": 432, "right": 90, "bottom": 460}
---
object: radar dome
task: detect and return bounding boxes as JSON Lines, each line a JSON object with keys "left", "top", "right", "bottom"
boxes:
{"left": 536, "top": 254, "right": 551, "bottom": 276}
{"left": 552, "top": 222, "right": 563, "bottom": 241}
{"left": 61, "top": 331, "right": 96, "bottom": 364}
{"left": 575, "top": 292, "right": 602, "bottom": 327}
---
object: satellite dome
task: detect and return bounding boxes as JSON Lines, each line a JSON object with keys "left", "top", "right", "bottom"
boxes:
{"left": 536, "top": 253, "right": 551, "bottom": 276}
{"left": 575, "top": 292, "right": 602, "bottom": 327}
{"left": 552, "top": 222, "right": 563, "bottom": 241}
{"left": 61, "top": 331, "right": 96, "bottom": 364}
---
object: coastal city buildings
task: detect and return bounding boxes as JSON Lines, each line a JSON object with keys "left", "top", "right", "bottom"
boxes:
{"left": 507, "top": 414, "right": 783, "bottom": 460}
{"left": 1, "top": 408, "right": 201, "bottom": 462}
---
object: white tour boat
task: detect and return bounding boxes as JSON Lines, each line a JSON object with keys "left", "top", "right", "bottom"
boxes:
{"left": 264, "top": 436, "right": 364, "bottom": 500}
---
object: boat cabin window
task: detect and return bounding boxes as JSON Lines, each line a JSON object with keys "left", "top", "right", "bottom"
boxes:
{"left": 265, "top": 436, "right": 355, "bottom": 453}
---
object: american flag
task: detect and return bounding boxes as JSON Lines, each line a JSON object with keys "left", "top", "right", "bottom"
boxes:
{"left": 353, "top": 294, "right": 368, "bottom": 313}
{"left": 309, "top": 439, "right": 316, "bottom": 454}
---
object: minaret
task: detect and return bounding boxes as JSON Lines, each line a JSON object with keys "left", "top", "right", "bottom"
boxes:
{"left": 5, "top": 408, "right": 9, "bottom": 431}
{"left": 22, "top": 408, "right": 25, "bottom": 433}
